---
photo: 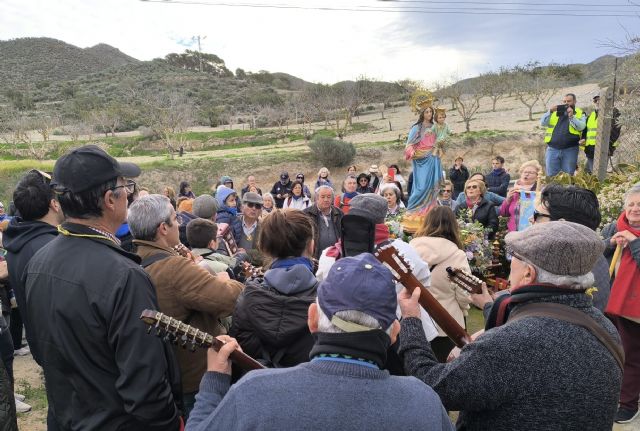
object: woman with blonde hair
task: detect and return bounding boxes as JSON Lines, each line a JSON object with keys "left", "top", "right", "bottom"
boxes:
{"left": 315, "top": 167, "right": 332, "bottom": 190}
{"left": 410, "top": 206, "right": 471, "bottom": 362}
{"left": 455, "top": 178, "right": 498, "bottom": 238}
{"left": 499, "top": 160, "right": 542, "bottom": 232}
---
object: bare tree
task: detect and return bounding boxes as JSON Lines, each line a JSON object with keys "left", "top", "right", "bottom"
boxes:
{"left": 34, "top": 115, "right": 60, "bottom": 142}
{"left": 90, "top": 104, "right": 124, "bottom": 137}
{"left": 479, "top": 69, "right": 510, "bottom": 112}
{"left": 139, "top": 92, "right": 196, "bottom": 157}
{"left": 447, "top": 78, "right": 483, "bottom": 132}
{"left": 61, "top": 122, "right": 93, "bottom": 142}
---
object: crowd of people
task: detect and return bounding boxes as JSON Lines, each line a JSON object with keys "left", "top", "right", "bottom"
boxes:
{"left": 0, "top": 119, "right": 637, "bottom": 430}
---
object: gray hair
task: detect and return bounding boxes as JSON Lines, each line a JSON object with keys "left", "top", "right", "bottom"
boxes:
{"left": 128, "top": 194, "right": 173, "bottom": 241}
{"left": 624, "top": 183, "right": 640, "bottom": 205}
{"left": 379, "top": 183, "right": 401, "bottom": 202}
{"left": 314, "top": 185, "right": 335, "bottom": 200}
{"left": 316, "top": 300, "right": 393, "bottom": 336}
{"left": 262, "top": 193, "right": 275, "bottom": 204}
{"left": 532, "top": 263, "right": 595, "bottom": 289}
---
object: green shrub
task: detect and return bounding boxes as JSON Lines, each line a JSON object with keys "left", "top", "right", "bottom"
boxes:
{"left": 308, "top": 136, "right": 355, "bottom": 167}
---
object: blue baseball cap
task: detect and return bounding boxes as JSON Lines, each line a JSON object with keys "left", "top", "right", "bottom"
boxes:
{"left": 318, "top": 253, "right": 397, "bottom": 331}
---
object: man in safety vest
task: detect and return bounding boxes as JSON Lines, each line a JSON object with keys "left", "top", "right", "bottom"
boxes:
{"left": 579, "top": 94, "right": 622, "bottom": 174}
{"left": 540, "top": 93, "right": 586, "bottom": 177}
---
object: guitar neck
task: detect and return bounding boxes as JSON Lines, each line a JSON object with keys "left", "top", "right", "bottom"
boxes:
{"left": 401, "top": 272, "right": 471, "bottom": 348}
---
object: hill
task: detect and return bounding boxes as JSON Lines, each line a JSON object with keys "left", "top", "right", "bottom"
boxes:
{"left": 0, "top": 37, "right": 139, "bottom": 92}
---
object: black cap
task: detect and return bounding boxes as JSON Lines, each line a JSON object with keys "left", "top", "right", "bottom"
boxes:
{"left": 52, "top": 145, "right": 141, "bottom": 193}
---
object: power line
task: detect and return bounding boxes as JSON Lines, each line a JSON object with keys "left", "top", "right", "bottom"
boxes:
{"left": 379, "top": 0, "right": 637, "bottom": 7}
{"left": 139, "top": 0, "right": 639, "bottom": 17}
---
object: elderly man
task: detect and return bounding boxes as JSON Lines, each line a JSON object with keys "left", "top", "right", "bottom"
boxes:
{"left": 398, "top": 221, "right": 622, "bottom": 430}
{"left": 23, "top": 145, "right": 181, "bottom": 430}
{"left": 186, "top": 253, "right": 453, "bottom": 430}
{"left": 241, "top": 175, "right": 262, "bottom": 197}
{"left": 303, "top": 185, "right": 343, "bottom": 259}
{"left": 128, "top": 194, "right": 244, "bottom": 419}
{"left": 238, "top": 192, "right": 262, "bottom": 253}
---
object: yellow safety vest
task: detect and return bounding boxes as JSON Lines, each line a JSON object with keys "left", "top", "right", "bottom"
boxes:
{"left": 544, "top": 108, "right": 584, "bottom": 144}
{"left": 585, "top": 111, "right": 597, "bottom": 148}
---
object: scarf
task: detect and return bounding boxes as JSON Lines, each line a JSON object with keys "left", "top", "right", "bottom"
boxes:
{"left": 325, "top": 224, "right": 390, "bottom": 258}
{"left": 491, "top": 168, "right": 505, "bottom": 176}
{"left": 309, "top": 330, "right": 391, "bottom": 369}
{"left": 343, "top": 191, "right": 358, "bottom": 199}
{"left": 605, "top": 212, "right": 640, "bottom": 318}
{"left": 292, "top": 194, "right": 303, "bottom": 201}
{"left": 270, "top": 256, "right": 314, "bottom": 272}
{"left": 465, "top": 197, "right": 481, "bottom": 214}
{"left": 225, "top": 206, "right": 238, "bottom": 216}
{"left": 485, "top": 283, "right": 586, "bottom": 330}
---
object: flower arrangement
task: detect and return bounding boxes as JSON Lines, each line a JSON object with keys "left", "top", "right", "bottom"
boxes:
{"left": 597, "top": 169, "right": 640, "bottom": 228}
{"left": 386, "top": 210, "right": 412, "bottom": 242}
{"left": 456, "top": 209, "right": 494, "bottom": 275}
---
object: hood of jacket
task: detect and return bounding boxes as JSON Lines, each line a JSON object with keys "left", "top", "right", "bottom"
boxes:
{"left": 409, "top": 236, "right": 462, "bottom": 267}
{"left": 2, "top": 217, "right": 58, "bottom": 254}
{"left": 239, "top": 267, "right": 317, "bottom": 347}
{"left": 264, "top": 264, "right": 317, "bottom": 295}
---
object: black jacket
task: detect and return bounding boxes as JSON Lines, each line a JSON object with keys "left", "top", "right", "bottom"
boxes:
{"left": 303, "top": 205, "right": 344, "bottom": 259}
{"left": 23, "top": 222, "right": 181, "bottom": 431}
{"left": 448, "top": 165, "right": 469, "bottom": 199}
{"left": 2, "top": 218, "right": 58, "bottom": 351}
{"left": 270, "top": 180, "right": 293, "bottom": 209}
{"left": 230, "top": 265, "right": 317, "bottom": 369}
{"left": 485, "top": 169, "right": 510, "bottom": 197}
{"left": 456, "top": 198, "right": 498, "bottom": 239}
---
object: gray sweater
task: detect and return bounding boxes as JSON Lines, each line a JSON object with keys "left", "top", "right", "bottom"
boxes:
{"left": 186, "top": 360, "right": 454, "bottom": 431}
{"left": 399, "top": 293, "right": 621, "bottom": 431}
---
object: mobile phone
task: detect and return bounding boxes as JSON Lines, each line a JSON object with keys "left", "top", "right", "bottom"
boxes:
{"left": 556, "top": 104, "right": 567, "bottom": 116}
{"left": 388, "top": 167, "right": 395, "bottom": 181}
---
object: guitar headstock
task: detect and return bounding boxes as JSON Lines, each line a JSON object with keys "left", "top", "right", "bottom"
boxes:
{"left": 445, "top": 267, "right": 483, "bottom": 294}
{"left": 172, "top": 243, "right": 190, "bottom": 258}
{"left": 373, "top": 243, "right": 413, "bottom": 283}
{"left": 139, "top": 309, "right": 213, "bottom": 352}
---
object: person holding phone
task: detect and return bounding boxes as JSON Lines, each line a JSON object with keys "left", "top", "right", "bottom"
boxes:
{"left": 540, "top": 93, "right": 586, "bottom": 177}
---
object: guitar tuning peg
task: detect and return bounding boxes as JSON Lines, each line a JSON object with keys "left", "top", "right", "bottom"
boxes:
{"left": 190, "top": 342, "right": 197, "bottom": 352}
{"left": 146, "top": 326, "right": 152, "bottom": 334}
{"left": 155, "top": 327, "right": 163, "bottom": 337}
{"left": 180, "top": 335, "right": 188, "bottom": 348}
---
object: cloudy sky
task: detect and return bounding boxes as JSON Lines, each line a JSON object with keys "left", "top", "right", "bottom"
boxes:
{"left": 1, "top": 0, "right": 637, "bottom": 84}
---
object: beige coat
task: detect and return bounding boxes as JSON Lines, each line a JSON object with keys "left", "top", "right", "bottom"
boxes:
{"left": 135, "top": 240, "right": 244, "bottom": 393}
{"left": 409, "top": 236, "right": 472, "bottom": 337}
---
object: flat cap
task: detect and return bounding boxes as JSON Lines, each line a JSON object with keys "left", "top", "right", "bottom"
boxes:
{"left": 505, "top": 221, "right": 605, "bottom": 276}
{"left": 349, "top": 193, "right": 388, "bottom": 224}
{"left": 192, "top": 195, "right": 219, "bottom": 219}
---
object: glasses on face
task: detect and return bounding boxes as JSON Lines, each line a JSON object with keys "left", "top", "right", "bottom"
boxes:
{"left": 111, "top": 180, "right": 136, "bottom": 195}
{"left": 440, "top": 189, "right": 452, "bottom": 194}
{"left": 532, "top": 209, "right": 551, "bottom": 223}
{"left": 246, "top": 202, "right": 263, "bottom": 209}
{"left": 466, "top": 185, "right": 479, "bottom": 190}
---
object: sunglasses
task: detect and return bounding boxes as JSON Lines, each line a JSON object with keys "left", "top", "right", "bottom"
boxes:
{"left": 246, "top": 202, "right": 263, "bottom": 209}
{"left": 532, "top": 209, "right": 551, "bottom": 222}
{"left": 440, "top": 189, "right": 452, "bottom": 194}
{"left": 466, "top": 185, "right": 479, "bottom": 190}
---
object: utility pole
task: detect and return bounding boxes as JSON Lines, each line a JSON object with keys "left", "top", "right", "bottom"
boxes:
{"left": 193, "top": 35, "right": 207, "bottom": 73}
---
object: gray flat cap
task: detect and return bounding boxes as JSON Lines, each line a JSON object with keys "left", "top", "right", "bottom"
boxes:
{"left": 505, "top": 221, "right": 605, "bottom": 276}
{"left": 349, "top": 193, "right": 388, "bottom": 224}
{"left": 192, "top": 195, "right": 219, "bottom": 219}
{"left": 242, "top": 192, "right": 263, "bottom": 205}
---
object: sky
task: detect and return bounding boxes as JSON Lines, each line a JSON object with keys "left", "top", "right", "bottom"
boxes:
{"left": 1, "top": 0, "right": 638, "bottom": 84}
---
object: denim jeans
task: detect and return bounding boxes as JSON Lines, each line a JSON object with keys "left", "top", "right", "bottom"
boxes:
{"left": 545, "top": 146, "right": 579, "bottom": 176}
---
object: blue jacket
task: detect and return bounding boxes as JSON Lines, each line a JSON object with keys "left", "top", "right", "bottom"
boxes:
{"left": 215, "top": 207, "right": 242, "bottom": 244}
{"left": 485, "top": 169, "right": 510, "bottom": 197}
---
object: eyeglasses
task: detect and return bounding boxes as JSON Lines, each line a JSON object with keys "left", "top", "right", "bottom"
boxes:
{"left": 532, "top": 209, "right": 551, "bottom": 222}
{"left": 466, "top": 185, "right": 479, "bottom": 190}
{"left": 246, "top": 202, "right": 263, "bottom": 209}
{"left": 111, "top": 180, "right": 136, "bottom": 195}
{"left": 440, "top": 189, "right": 452, "bottom": 194}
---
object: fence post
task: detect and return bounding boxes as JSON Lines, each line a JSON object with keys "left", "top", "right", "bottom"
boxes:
{"left": 594, "top": 87, "right": 613, "bottom": 182}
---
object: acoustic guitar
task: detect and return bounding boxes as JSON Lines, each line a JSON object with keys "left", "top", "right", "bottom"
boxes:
{"left": 374, "top": 244, "right": 472, "bottom": 348}
{"left": 140, "top": 309, "right": 266, "bottom": 372}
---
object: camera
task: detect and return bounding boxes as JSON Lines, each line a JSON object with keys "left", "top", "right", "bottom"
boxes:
{"left": 556, "top": 104, "right": 567, "bottom": 116}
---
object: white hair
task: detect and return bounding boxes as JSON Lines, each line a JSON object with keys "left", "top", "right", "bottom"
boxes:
{"left": 624, "top": 183, "right": 640, "bottom": 205}
{"left": 316, "top": 300, "right": 393, "bottom": 336}
{"left": 314, "top": 185, "right": 335, "bottom": 200}
{"left": 531, "top": 264, "right": 595, "bottom": 289}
